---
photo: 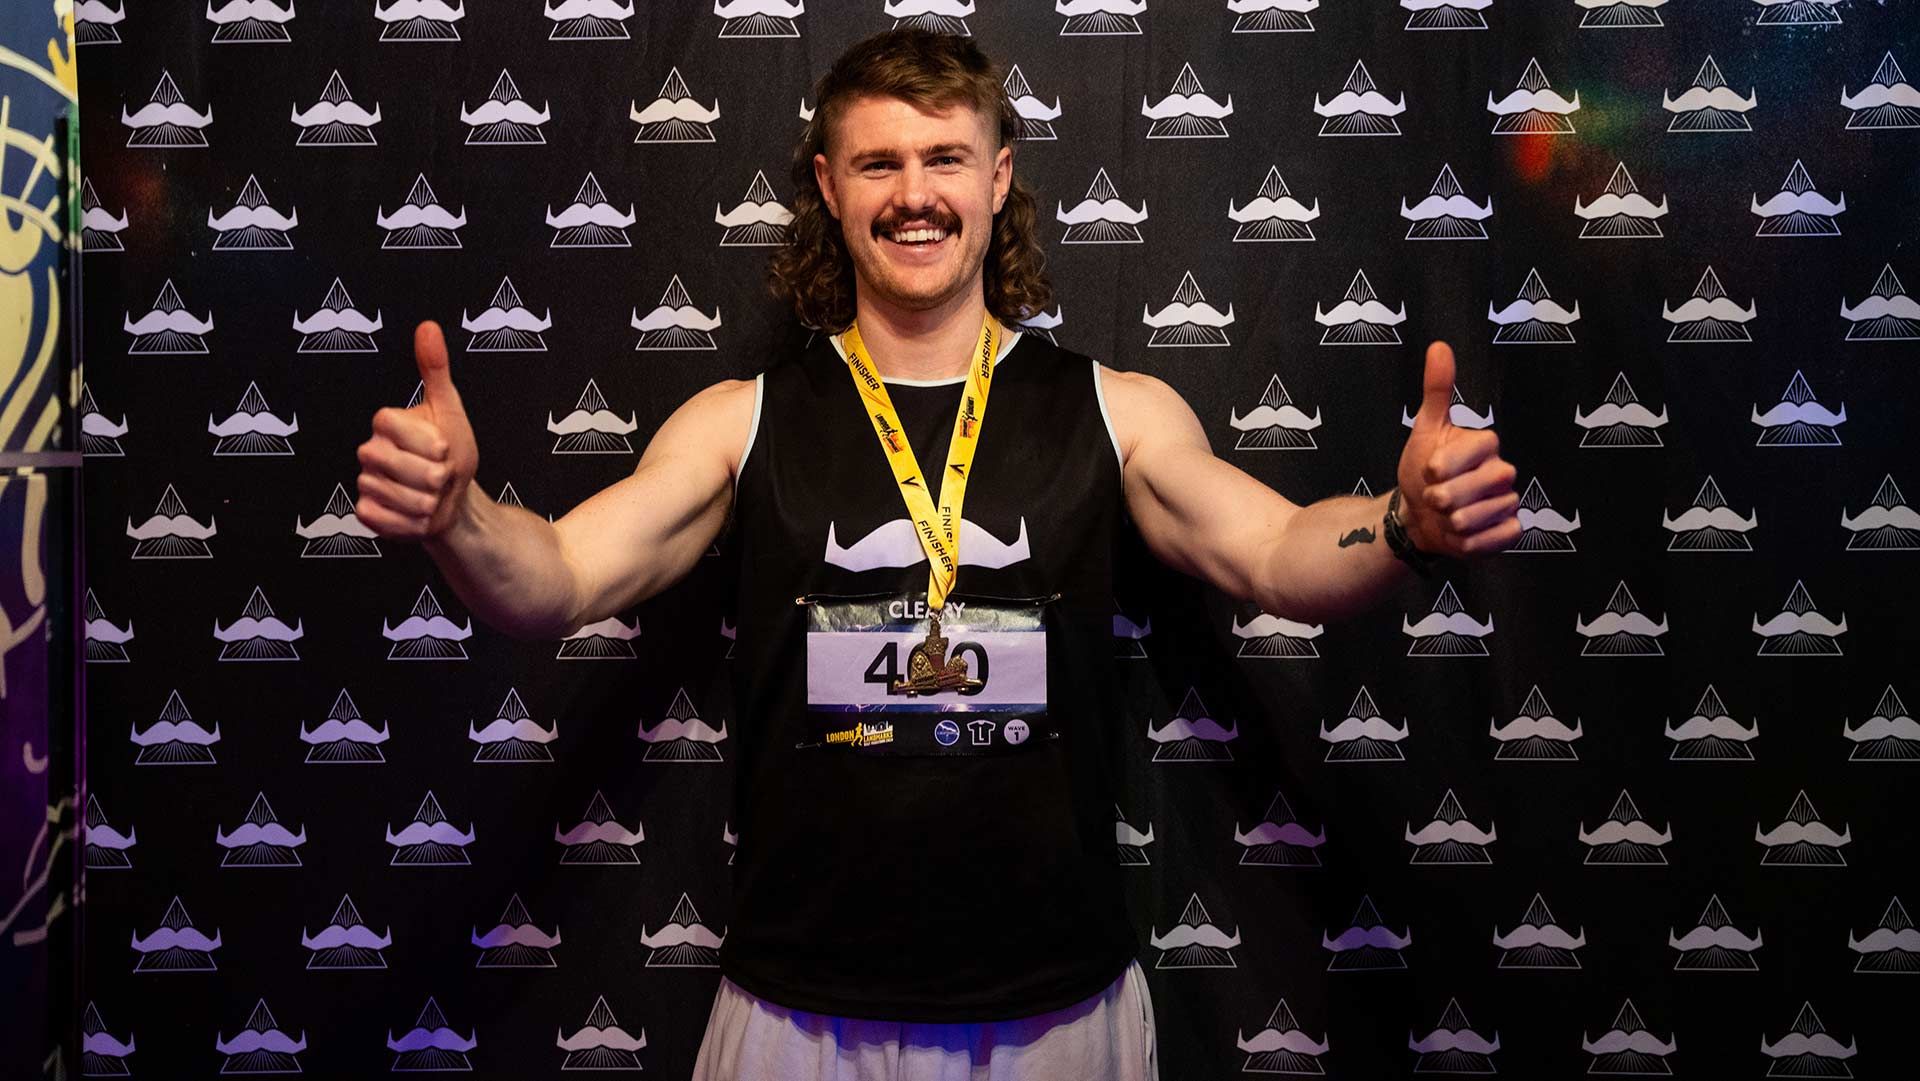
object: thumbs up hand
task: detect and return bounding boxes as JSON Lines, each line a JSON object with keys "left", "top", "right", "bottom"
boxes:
{"left": 355, "top": 321, "right": 481, "bottom": 540}
{"left": 1394, "top": 341, "right": 1521, "bottom": 558}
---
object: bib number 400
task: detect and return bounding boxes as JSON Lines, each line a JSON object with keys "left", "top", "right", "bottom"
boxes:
{"left": 864, "top": 640, "right": 989, "bottom": 696}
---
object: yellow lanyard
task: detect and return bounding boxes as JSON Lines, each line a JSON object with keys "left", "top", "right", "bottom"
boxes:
{"left": 839, "top": 315, "right": 1000, "bottom": 611}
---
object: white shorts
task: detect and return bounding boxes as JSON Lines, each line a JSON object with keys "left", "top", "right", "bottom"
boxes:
{"left": 690, "top": 961, "right": 1159, "bottom": 1081}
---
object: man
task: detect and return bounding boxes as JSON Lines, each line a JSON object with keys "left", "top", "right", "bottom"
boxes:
{"left": 356, "top": 29, "right": 1518, "bottom": 1081}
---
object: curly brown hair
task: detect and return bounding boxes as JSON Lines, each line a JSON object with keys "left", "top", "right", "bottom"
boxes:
{"left": 768, "top": 28, "right": 1054, "bottom": 333}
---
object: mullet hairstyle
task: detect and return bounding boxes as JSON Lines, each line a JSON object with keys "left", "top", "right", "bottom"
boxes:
{"left": 768, "top": 28, "right": 1054, "bottom": 333}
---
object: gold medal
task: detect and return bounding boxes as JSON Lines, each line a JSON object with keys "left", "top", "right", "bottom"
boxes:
{"left": 891, "top": 611, "right": 984, "bottom": 696}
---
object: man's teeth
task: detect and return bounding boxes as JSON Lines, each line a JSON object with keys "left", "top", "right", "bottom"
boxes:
{"left": 889, "top": 228, "right": 946, "bottom": 243}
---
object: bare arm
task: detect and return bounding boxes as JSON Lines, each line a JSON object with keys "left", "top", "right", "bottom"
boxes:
{"left": 356, "top": 321, "right": 753, "bottom": 640}
{"left": 1100, "top": 344, "right": 1518, "bottom": 623}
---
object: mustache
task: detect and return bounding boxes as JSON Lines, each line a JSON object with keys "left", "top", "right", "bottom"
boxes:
{"left": 872, "top": 207, "right": 962, "bottom": 237}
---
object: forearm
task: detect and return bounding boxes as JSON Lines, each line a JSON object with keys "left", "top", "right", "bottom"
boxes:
{"left": 423, "top": 482, "right": 587, "bottom": 640}
{"left": 1249, "top": 492, "right": 1413, "bottom": 624}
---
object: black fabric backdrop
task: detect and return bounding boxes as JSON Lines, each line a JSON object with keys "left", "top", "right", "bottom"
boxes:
{"left": 74, "top": 2, "right": 1916, "bottom": 1078}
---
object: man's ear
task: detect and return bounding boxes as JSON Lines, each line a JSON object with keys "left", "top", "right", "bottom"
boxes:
{"left": 813, "top": 152, "right": 838, "bottom": 219}
{"left": 992, "top": 144, "right": 1012, "bottom": 214}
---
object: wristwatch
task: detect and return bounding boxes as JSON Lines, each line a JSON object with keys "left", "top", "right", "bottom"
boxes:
{"left": 1384, "top": 487, "right": 1437, "bottom": 577}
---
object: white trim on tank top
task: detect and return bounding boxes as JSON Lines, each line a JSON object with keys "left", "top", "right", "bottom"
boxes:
{"left": 1090, "top": 361, "right": 1125, "bottom": 476}
{"left": 735, "top": 372, "right": 766, "bottom": 496}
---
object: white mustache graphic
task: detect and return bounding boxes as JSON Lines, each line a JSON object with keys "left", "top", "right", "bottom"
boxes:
{"left": 1842, "top": 82, "right": 1920, "bottom": 110}
{"left": 1489, "top": 715, "right": 1582, "bottom": 740}
{"left": 295, "top": 512, "right": 377, "bottom": 539}
{"left": 1574, "top": 402, "right": 1667, "bottom": 428}
{"left": 76, "top": 0, "right": 127, "bottom": 23}
{"left": 547, "top": 201, "right": 638, "bottom": 229}
{"left": 1402, "top": 611, "right": 1495, "bottom": 637}
{"left": 461, "top": 98, "right": 551, "bottom": 126}
{"left": 85, "top": 617, "right": 135, "bottom": 643}
{"left": 1581, "top": 1030, "right": 1676, "bottom": 1057}
{"left": 548, "top": 409, "right": 639, "bottom": 437}
{"left": 1408, "top": 1029, "right": 1499, "bottom": 1055}
{"left": 565, "top": 616, "right": 642, "bottom": 640}
{"left": 1665, "top": 715, "right": 1759, "bottom": 740}
{"left": 376, "top": 203, "right": 467, "bottom": 231}
{"left": 637, "top": 717, "right": 728, "bottom": 743}
{"left": 1237, "top": 1027, "right": 1329, "bottom": 1055}
{"left": 1404, "top": 0, "right": 1489, "bottom": 8}
{"left": 1487, "top": 88, "right": 1580, "bottom": 115}
{"left": 1751, "top": 190, "right": 1847, "bottom": 217}
{"left": 884, "top": 0, "right": 974, "bottom": 16}
{"left": 1489, "top": 299, "right": 1581, "bottom": 325}
{"left": 1318, "top": 716, "right": 1408, "bottom": 742}
{"left": 1518, "top": 507, "right": 1580, "bottom": 532}
{"left": 1230, "top": 0, "right": 1318, "bottom": 11}
{"left": 1759, "top": 1033, "right": 1856, "bottom": 1061}
{"left": 1011, "top": 94, "right": 1061, "bottom": 121}
{"left": 823, "top": 516, "right": 1030, "bottom": 571}
{"left": 120, "top": 102, "right": 213, "bottom": 129}
{"left": 713, "top": 201, "right": 793, "bottom": 228}
{"left": 82, "top": 411, "right": 127, "bottom": 437}
{"left": 554, "top": 820, "right": 643, "bottom": 845}
{"left": 1401, "top": 194, "right": 1493, "bottom": 221}
{"left": 1315, "top": 299, "right": 1407, "bottom": 326}
{"left": 1578, "top": 819, "right": 1672, "bottom": 846}
{"left": 207, "top": 411, "right": 298, "bottom": 437}
{"left": 462, "top": 306, "right": 552, "bottom": 333}
{"left": 631, "top": 304, "right": 722, "bottom": 332}
{"left": 374, "top": 0, "right": 466, "bottom": 21}
{"left": 1149, "top": 923, "right": 1241, "bottom": 951}
{"left": 1230, "top": 404, "right": 1321, "bottom": 431}
{"left": 206, "top": 0, "right": 295, "bottom": 24}
{"left": 1056, "top": 0, "right": 1145, "bottom": 14}
{"left": 1575, "top": 611, "right": 1668, "bottom": 637}
{"left": 208, "top": 205, "right": 298, "bottom": 231}
{"left": 212, "top": 616, "right": 304, "bottom": 642}
{"left": 1231, "top": 612, "right": 1323, "bottom": 638}
{"left": 84, "top": 205, "right": 130, "bottom": 231}
{"left": 1140, "top": 93, "right": 1234, "bottom": 120}
{"left": 1401, "top": 403, "right": 1494, "bottom": 429}
{"left": 545, "top": 0, "right": 633, "bottom": 18}
{"left": 1056, "top": 197, "right": 1149, "bottom": 225}
{"left": 289, "top": 101, "right": 381, "bottom": 128}
{"left": 468, "top": 718, "right": 558, "bottom": 744}
{"left": 1750, "top": 401, "right": 1846, "bottom": 427}
{"left": 1314, "top": 90, "right": 1406, "bottom": 117}
{"left": 1142, "top": 302, "right": 1234, "bottom": 329}
{"left": 1842, "top": 504, "right": 1920, "bottom": 531}
{"left": 291, "top": 308, "right": 382, "bottom": 334}
{"left": 1754, "top": 820, "right": 1850, "bottom": 846}
{"left": 126, "top": 513, "right": 217, "bottom": 540}
{"left": 1404, "top": 819, "right": 1495, "bottom": 845}
{"left": 1491, "top": 923, "right": 1585, "bottom": 950}
{"left": 1663, "top": 506, "right": 1757, "bottom": 532}
{"left": 1841, "top": 294, "right": 1920, "bottom": 322}
{"left": 124, "top": 309, "right": 214, "bottom": 335}
{"left": 639, "top": 922, "right": 724, "bottom": 948}
{"left": 1664, "top": 85, "right": 1757, "bottom": 113}
{"left": 714, "top": 0, "right": 804, "bottom": 16}
{"left": 1231, "top": 195, "right": 1319, "bottom": 222}
{"left": 1665, "top": 297, "right": 1757, "bottom": 323}
{"left": 1574, "top": 192, "right": 1669, "bottom": 219}
{"left": 629, "top": 97, "right": 721, "bottom": 125}
{"left": 556, "top": 1025, "right": 648, "bottom": 1053}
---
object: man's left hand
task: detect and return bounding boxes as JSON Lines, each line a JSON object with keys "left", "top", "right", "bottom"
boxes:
{"left": 1395, "top": 341, "right": 1521, "bottom": 558}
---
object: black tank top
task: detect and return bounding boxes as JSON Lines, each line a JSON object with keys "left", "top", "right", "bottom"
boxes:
{"left": 722, "top": 330, "right": 1139, "bottom": 1022}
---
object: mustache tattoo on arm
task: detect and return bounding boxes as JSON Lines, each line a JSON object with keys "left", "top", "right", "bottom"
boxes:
{"left": 1338, "top": 526, "right": 1377, "bottom": 548}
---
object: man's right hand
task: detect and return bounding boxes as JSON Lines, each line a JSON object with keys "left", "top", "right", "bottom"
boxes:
{"left": 355, "top": 320, "right": 481, "bottom": 540}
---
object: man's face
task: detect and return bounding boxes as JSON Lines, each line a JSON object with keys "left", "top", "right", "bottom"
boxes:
{"left": 814, "top": 95, "right": 1012, "bottom": 318}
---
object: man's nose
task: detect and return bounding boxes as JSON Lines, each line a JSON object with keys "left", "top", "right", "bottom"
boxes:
{"left": 890, "top": 162, "right": 934, "bottom": 215}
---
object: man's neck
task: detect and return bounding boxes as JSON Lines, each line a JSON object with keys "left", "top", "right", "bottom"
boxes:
{"left": 851, "top": 286, "right": 992, "bottom": 382}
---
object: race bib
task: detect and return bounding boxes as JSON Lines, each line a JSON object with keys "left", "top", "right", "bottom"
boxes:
{"left": 802, "top": 593, "right": 1054, "bottom": 756}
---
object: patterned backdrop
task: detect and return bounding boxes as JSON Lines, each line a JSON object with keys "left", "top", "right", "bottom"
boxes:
{"left": 72, "top": 1, "right": 1916, "bottom": 1078}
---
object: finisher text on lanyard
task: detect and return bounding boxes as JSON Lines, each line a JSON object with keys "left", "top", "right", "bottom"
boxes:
{"left": 839, "top": 315, "right": 999, "bottom": 696}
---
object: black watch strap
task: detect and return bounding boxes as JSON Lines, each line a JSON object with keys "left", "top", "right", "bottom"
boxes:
{"left": 1385, "top": 487, "right": 1437, "bottom": 577}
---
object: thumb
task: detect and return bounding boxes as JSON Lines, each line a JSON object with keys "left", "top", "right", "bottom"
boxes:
{"left": 1415, "top": 340, "right": 1456, "bottom": 431}
{"left": 413, "top": 320, "right": 464, "bottom": 424}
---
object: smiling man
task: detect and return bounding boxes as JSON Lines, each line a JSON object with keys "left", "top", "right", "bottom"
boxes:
{"left": 355, "top": 28, "right": 1518, "bottom": 1081}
